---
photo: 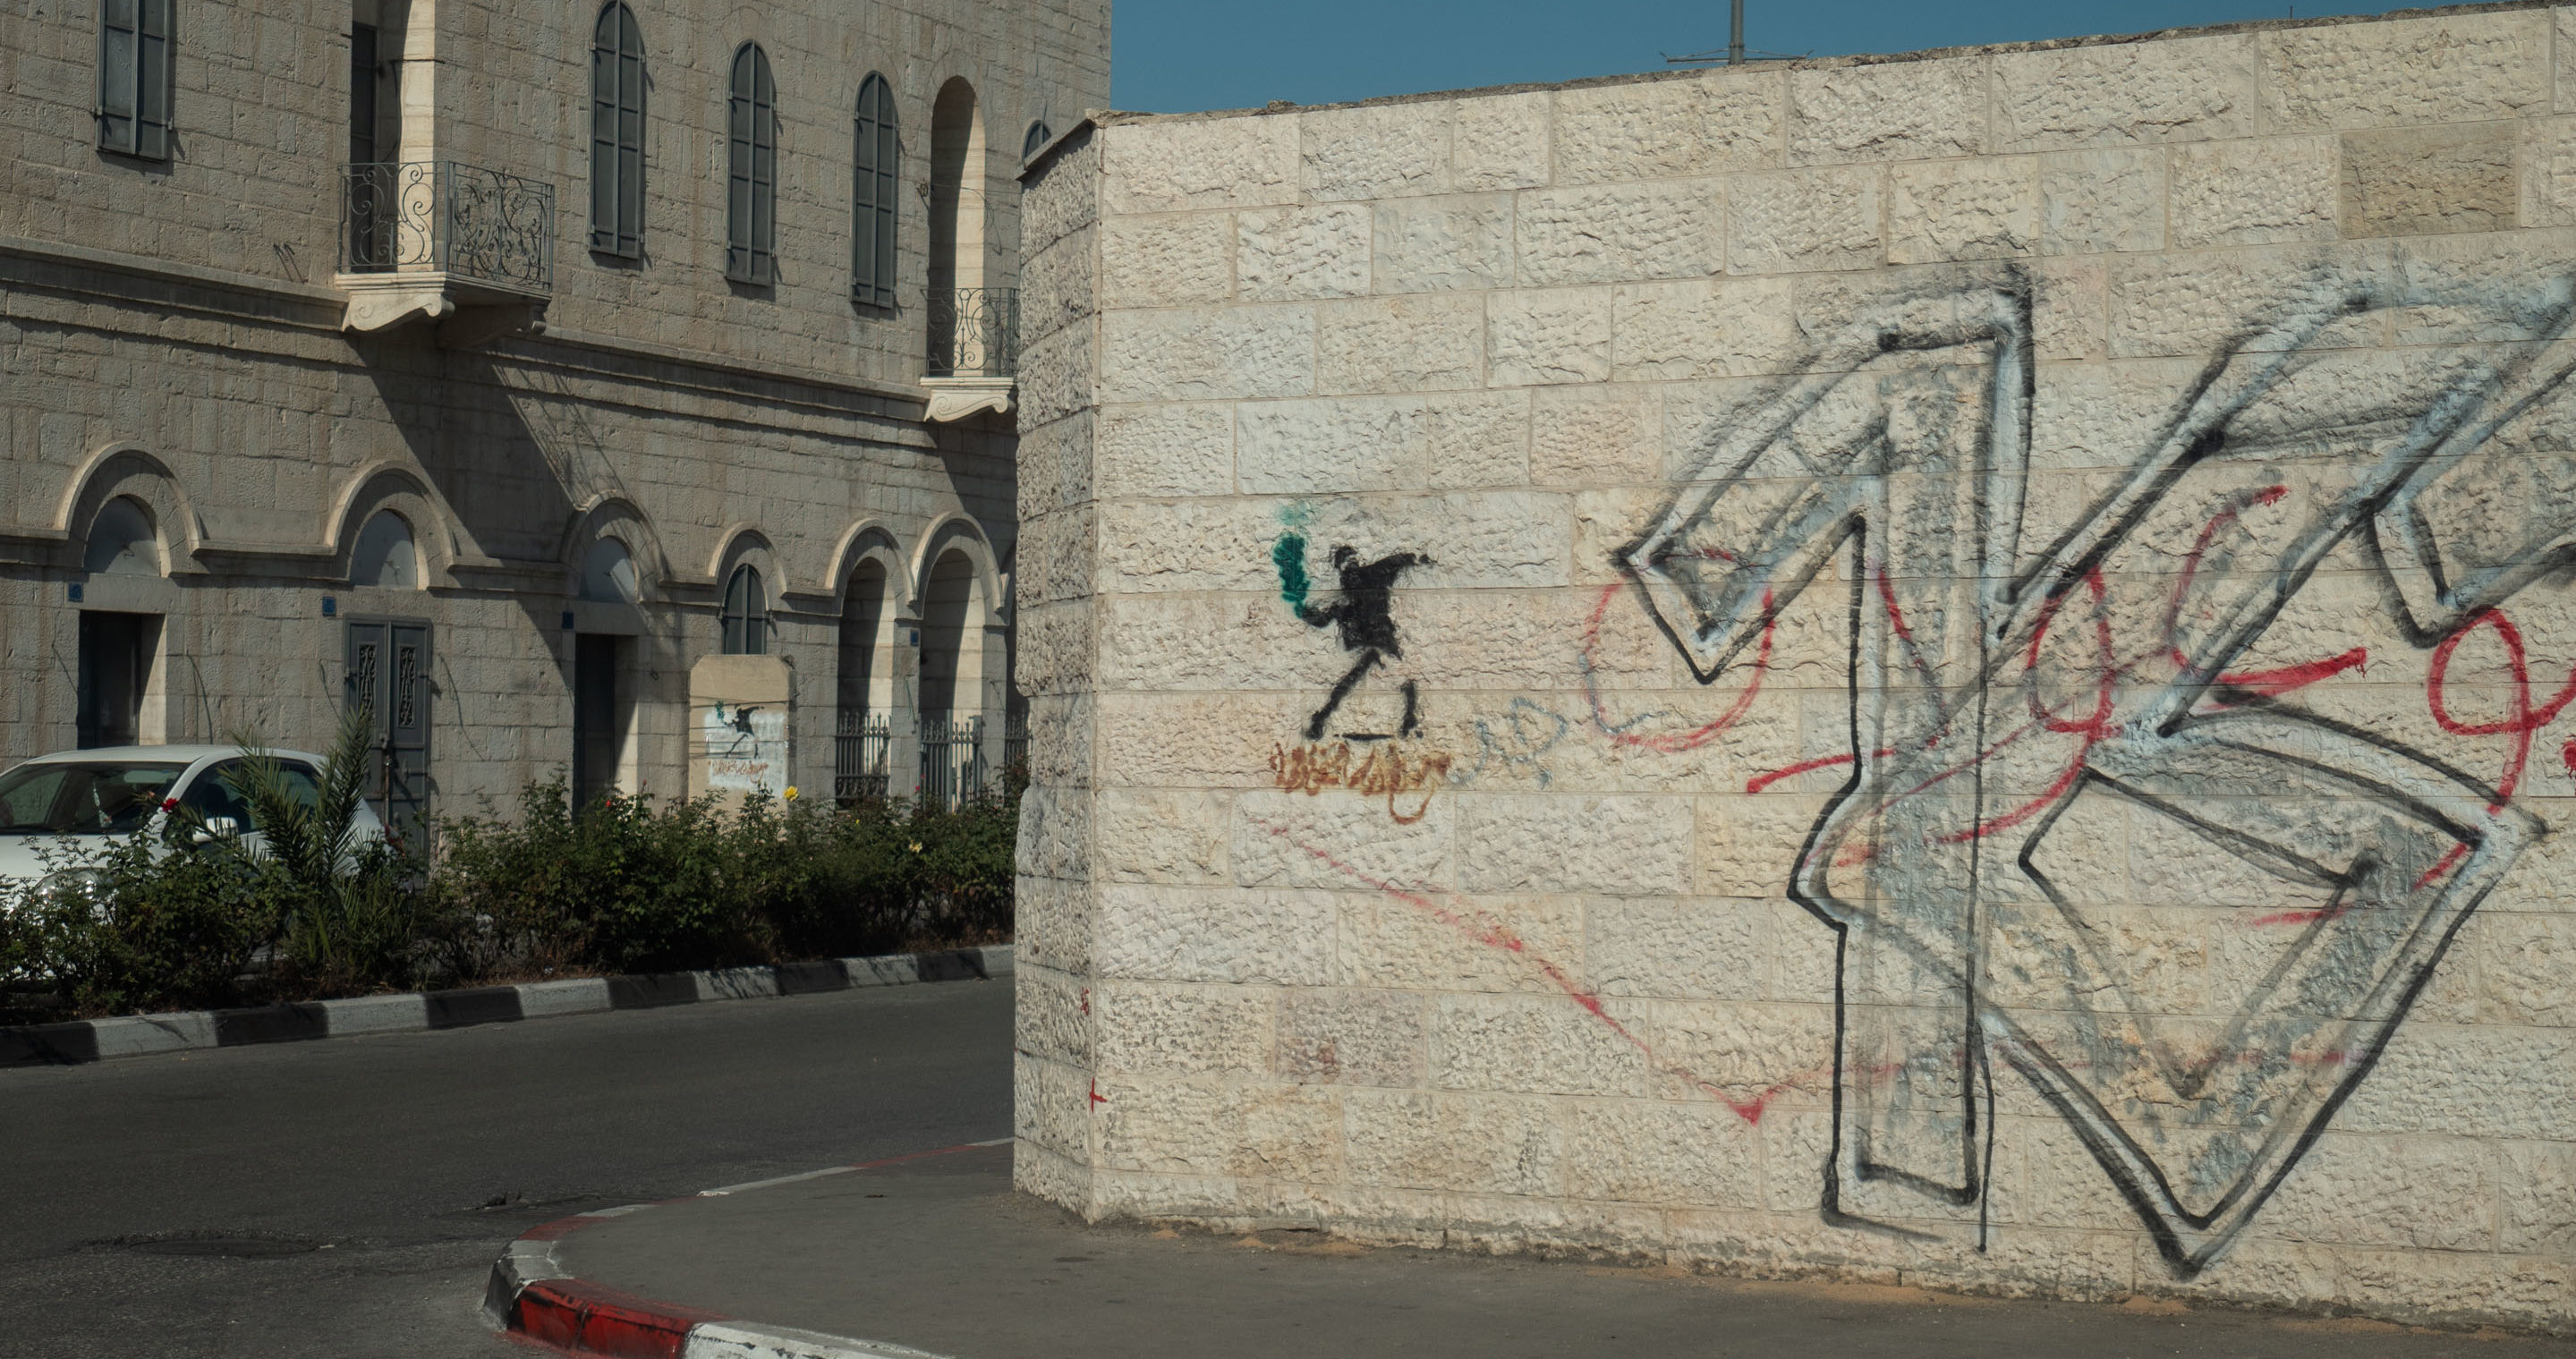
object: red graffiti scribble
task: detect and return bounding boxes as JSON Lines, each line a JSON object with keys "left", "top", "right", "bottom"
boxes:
{"left": 1088, "top": 1079, "right": 1107, "bottom": 1106}
{"left": 1580, "top": 582, "right": 1773, "bottom": 754}
{"left": 1746, "top": 749, "right": 1893, "bottom": 794}
{"left": 1253, "top": 820, "right": 1823, "bottom": 1124}
{"left": 2164, "top": 486, "right": 2369, "bottom": 699}
{"left": 2411, "top": 606, "right": 2576, "bottom": 890}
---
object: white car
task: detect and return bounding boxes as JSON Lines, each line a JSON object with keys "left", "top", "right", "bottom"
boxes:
{"left": 0, "top": 744, "right": 386, "bottom": 894}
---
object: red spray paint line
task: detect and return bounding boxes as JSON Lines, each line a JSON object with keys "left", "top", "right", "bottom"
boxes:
{"left": 2405, "top": 605, "right": 2576, "bottom": 893}
{"left": 1579, "top": 582, "right": 1774, "bottom": 754}
{"left": 1254, "top": 820, "right": 1821, "bottom": 1124}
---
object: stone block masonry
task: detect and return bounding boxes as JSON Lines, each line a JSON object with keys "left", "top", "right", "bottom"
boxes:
{"left": 1016, "top": 4, "right": 2576, "bottom": 1333}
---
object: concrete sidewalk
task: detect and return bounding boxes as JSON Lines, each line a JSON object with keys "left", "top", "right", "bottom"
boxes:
{"left": 518, "top": 1142, "right": 2575, "bottom": 1359}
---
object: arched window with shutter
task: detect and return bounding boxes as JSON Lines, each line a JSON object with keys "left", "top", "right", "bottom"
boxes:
{"left": 1022, "top": 120, "right": 1051, "bottom": 162}
{"left": 851, "top": 72, "right": 897, "bottom": 310}
{"left": 721, "top": 565, "right": 768, "bottom": 655}
{"left": 589, "top": 3, "right": 647, "bottom": 257}
{"left": 725, "top": 43, "right": 777, "bottom": 285}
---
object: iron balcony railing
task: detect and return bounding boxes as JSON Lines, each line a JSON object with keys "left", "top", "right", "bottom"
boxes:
{"left": 927, "top": 287, "right": 1018, "bottom": 378}
{"left": 917, "top": 715, "right": 988, "bottom": 809}
{"left": 834, "top": 712, "right": 892, "bottom": 803}
{"left": 341, "top": 161, "right": 555, "bottom": 292}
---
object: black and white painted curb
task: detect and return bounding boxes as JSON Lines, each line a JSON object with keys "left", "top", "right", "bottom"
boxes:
{"left": 0, "top": 946, "right": 1013, "bottom": 1069}
{"left": 483, "top": 1142, "right": 1004, "bottom": 1359}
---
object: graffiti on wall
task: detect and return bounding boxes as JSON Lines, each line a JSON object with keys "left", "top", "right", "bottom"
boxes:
{"left": 1613, "top": 266, "right": 2576, "bottom": 1273}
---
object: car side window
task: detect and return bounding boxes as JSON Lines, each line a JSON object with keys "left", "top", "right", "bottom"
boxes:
{"left": 182, "top": 761, "right": 250, "bottom": 828}
{"left": 184, "top": 760, "right": 324, "bottom": 832}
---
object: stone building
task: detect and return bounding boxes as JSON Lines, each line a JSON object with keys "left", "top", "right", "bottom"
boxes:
{"left": 0, "top": 0, "right": 1108, "bottom": 828}
{"left": 1018, "top": 4, "right": 2576, "bottom": 1332}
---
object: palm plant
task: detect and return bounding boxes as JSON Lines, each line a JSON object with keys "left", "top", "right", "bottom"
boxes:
{"left": 205, "top": 707, "right": 418, "bottom": 993}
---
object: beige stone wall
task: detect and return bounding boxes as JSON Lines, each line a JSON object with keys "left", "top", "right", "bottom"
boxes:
{"left": 1018, "top": 6, "right": 2576, "bottom": 1331}
{"left": 0, "top": 0, "right": 1109, "bottom": 809}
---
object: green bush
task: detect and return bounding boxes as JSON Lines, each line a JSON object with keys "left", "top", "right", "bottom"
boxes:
{"left": 1, "top": 821, "right": 276, "bottom": 1017}
{"left": 3, "top": 754, "right": 1022, "bottom": 1018}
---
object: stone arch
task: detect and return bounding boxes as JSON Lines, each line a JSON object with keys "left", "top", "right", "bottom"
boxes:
{"left": 903, "top": 512, "right": 1003, "bottom": 621}
{"left": 559, "top": 494, "right": 670, "bottom": 601}
{"left": 327, "top": 461, "right": 458, "bottom": 588}
{"left": 55, "top": 443, "right": 200, "bottom": 574}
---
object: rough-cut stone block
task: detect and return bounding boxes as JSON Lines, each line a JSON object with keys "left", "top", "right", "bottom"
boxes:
{"left": 1094, "top": 883, "right": 1339, "bottom": 985}
{"left": 2168, "top": 136, "right": 2337, "bottom": 249}
{"left": 1529, "top": 384, "right": 1660, "bottom": 486}
{"left": 1302, "top": 103, "right": 1452, "bottom": 200}
{"left": 1787, "top": 58, "right": 1984, "bottom": 166}
{"left": 1097, "top": 1075, "right": 1340, "bottom": 1181}
{"left": 1278, "top": 988, "right": 1428, "bottom": 1087}
{"left": 1105, "top": 115, "right": 1301, "bottom": 215}
{"left": 1432, "top": 992, "right": 1648, "bottom": 1096}
{"left": 2262, "top": 11, "right": 2547, "bottom": 132}
{"left": 1093, "top": 982, "right": 1275, "bottom": 1077}
{"left": 1516, "top": 181, "right": 1719, "bottom": 286}
{"left": 1314, "top": 294, "right": 1486, "bottom": 395}
{"left": 1586, "top": 898, "right": 1762, "bottom": 1000}
{"left": 1238, "top": 203, "right": 1373, "bottom": 302}
{"left": 1994, "top": 37, "right": 2257, "bottom": 151}
{"left": 1100, "top": 305, "right": 1316, "bottom": 403}
{"left": 1096, "top": 403, "right": 1235, "bottom": 499}
{"left": 1553, "top": 72, "right": 1781, "bottom": 184}
{"left": 1486, "top": 288, "right": 1612, "bottom": 386}
{"left": 1888, "top": 157, "right": 2038, "bottom": 264}
{"left": 1458, "top": 794, "right": 1692, "bottom": 895}
{"left": 2341, "top": 123, "right": 2517, "bottom": 239}
{"left": 1095, "top": 787, "right": 1232, "bottom": 885}
{"left": 2040, "top": 149, "right": 2167, "bottom": 256}
{"left": 1236, "top": 391, "right": 1526, "bottom": 494}
{"left": 1100, "top": 214, "right": 1233, "bottom": 309}
{"left": 1233, "top": 787, "right": 1456, "bottom": 892}
{"left": 1562, "top": 1098, "right": 1761, "bottom": 1207}
{"left": 1726, "top": 166, "right": 1881, "bottom": 274}
{"left": 1373, "top": 195, "right": 1514, "bottom": 294}
{"left": 1453, "top": 91, "right": 1552, "bottom": 191}
{"left": 1344, "top": 1089, "right": 1560, "bottom": 1194}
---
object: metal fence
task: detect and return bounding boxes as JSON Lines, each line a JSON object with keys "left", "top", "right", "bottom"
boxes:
{"left": 917, "top": 716, "right": 988, "bottom": 809}
{"left": 341, "top": 161, "right": 555, "bottom": 291}
{"left": 833, "top": 712, "right": 891, "bottom": 803}
{"left": 927, "top": 287, "right": 1018, "bottom": 378}
{"left": 1002, "top": 709, "right": 1028, "bottom": 784}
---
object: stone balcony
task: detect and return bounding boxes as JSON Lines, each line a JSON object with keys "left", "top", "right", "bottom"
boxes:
{"left": 922, "top": 285, "right": 1017, "bottom": 422}
{"left": 334, "top": 161, "right": 555, "bottom": 344}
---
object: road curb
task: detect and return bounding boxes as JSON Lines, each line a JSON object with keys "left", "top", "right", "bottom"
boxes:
{"left": 485, "top": 1142, "right": 1002, "bottom": 1359}
{"left": 0, "top": 945, "right": 1013, "bottom": 1069}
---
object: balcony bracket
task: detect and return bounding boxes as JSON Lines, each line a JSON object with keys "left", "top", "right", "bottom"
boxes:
{"left": 921, "top": 375, "right": 1016, "bottom": 424}
{"left": 334, "top": 273, "right": 549, "bottom": 344}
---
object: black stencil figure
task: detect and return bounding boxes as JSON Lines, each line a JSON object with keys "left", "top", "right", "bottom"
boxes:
{"left": 1296, "top": 545, "right": 1433, "bottom": 741}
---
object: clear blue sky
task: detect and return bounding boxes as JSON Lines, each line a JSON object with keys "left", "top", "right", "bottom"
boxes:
{"left": 1110, "top": 0, "right": 2407, "bottom": 113}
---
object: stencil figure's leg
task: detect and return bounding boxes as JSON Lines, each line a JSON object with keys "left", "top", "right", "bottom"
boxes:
{"left": 1306, "top": 650, "right": 1382, "bottom": 741}
{"left": 1399, "top": 681, "right": 1420, "bottom": 736}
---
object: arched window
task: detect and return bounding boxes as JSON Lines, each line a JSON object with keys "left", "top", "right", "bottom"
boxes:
{"left": 350, "top": 511, "right": 420, "bottom": 590}
{"left": 725, "top": 44, "right": 777, "bottom": 285}
{"left": 589, "top": 2, "right": 647, "bottom": 257}
{"left": 852, "top": 72, "right": 897, "bottom": 309}
{"left": 720, "top": 565, "right": 767, "bottom": 655}
{"left": 581, "top": 538, "right": 639, "bottom": 603}
{"left": 1021, "top": 120, "right": 1051, "bottom": 162}
{"left": 83, "top": 496, "right": 159, "bottom": 576}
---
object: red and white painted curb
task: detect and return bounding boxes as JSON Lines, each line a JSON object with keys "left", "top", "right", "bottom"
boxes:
{"left": 484, "top": 1141, "right": 1007, "bottom": 1359}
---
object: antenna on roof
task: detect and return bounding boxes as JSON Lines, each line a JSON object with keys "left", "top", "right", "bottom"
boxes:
{"left": 1662, "top": 0, "right": 1802, "bottom": 65}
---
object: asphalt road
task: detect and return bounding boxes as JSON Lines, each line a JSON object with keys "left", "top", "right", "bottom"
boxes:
{"left": 0, "top": 978, "right": 1014, "bottom": 1359}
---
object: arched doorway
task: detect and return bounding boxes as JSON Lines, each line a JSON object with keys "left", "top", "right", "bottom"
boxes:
{"left": 835, "top": 560, "right": 895, "bottom": 800}
{"left": 915, "top": 547, "right": 986, "bottom": 803}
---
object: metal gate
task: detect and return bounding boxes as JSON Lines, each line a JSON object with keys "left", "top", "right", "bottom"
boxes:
{"left": 344, "top": 618, "right": 431, "bottom": 848}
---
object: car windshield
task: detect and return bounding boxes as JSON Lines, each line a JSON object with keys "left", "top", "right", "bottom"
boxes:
{"left": 0, "top": 760, "right": 189, "bottom": 835}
